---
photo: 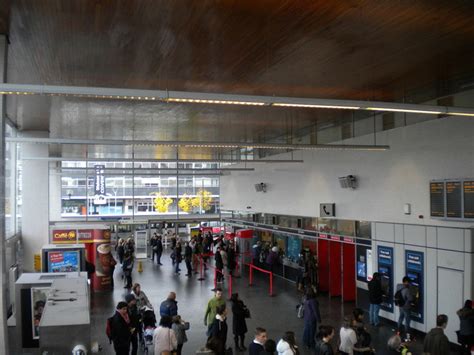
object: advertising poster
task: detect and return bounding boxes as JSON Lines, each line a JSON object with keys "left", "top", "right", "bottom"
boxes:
{"left": 92, "top": 239, "right": 114, "bottom": 291}
{"left": 47, "top": 250, "right": 80, "bottom": 272}
{"left": 378, "top": 246, "right": 394, "bottom": 312}
{"left": 31, "top": 287, "right": 48, "bottom": 339}
{"left": 405, "top": 250, "right": 424, "bottom": 323}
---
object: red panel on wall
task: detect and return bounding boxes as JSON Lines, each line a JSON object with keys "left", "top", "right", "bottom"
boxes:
{"left": 318, "top": 239, "right": 329, "bottom": 292}
{"left": 342, "top": 243, "right": 356, "bottom": 302}
{"left": 329, "top": 241, "right": 342, "bottom": 297}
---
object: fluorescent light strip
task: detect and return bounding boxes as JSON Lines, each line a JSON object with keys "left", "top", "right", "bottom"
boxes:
{"left": 167, "top": 98, "right": 266, "bottom": 106}
{"left": 366, "top": 107, "right": 442, "bottom": 115}
{"left": 272, "top": 103, "right": 360, "bottom": 110}
{"left": 2, "top": 83, "right": 474, "bottom": 117}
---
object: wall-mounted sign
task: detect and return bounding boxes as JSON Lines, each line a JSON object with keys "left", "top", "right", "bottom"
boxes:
{"left": 52, "top": 230, "right": 77, "bottom": 243}
{"left": 93, "top": 164, "right": 107, "bottom": 205}
{"left": 320, "top": 203, "right": 335, "bottom": 217}
{"left": 430, "top": 179, "right": 474, "bottom": 220}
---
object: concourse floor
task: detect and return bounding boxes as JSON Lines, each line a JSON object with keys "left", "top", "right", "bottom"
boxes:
{"left": 89, "top": 253, "right": 428, "bottom": 355}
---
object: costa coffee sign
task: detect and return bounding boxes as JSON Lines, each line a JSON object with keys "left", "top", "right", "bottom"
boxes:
{"left": 52, "top": 230, "right": 77, "bottom": 243}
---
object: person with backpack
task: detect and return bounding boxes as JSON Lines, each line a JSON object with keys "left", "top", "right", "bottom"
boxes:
{"left": 395, "top": 276, "right": 416, "bottom": 341}
{"left": 107, "top": 301, "right": 132, "bottom": 355}
{"left": 368, "top": 272, "right": 384, "bottom": 327}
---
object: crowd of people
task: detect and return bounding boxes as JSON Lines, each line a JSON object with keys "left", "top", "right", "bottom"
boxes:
{"left": 106, "top": 231, "right": 474, "bottom": 355}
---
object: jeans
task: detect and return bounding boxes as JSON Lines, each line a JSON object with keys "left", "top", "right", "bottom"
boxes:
{"left": 369, "top": 303, "right": 380, "bottom": 325}
{"left": 398, "top": 308, "right": 411, "bottom": 335}
{"left": 302, "top": 320, "right": 317, "bottom": 348}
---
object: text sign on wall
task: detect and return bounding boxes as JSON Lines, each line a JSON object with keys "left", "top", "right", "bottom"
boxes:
{"left": 93, "top": 165, "right": 107, "bottom": 205}
{"left": 446, "top": 181, "right": 462, "bottom": 218}
{"left": 430, "top": 179, "right": 474, "bottom": 220}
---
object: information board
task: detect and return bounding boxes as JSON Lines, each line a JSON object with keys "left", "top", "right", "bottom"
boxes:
{"left": 464, "top": 181, "right": 474, "bottom": 218}
{"left": 446, "top": 181, "right": 462, "bottom": 218}
{"left": 430, "top": 182, "right": 445, "bottom": 217}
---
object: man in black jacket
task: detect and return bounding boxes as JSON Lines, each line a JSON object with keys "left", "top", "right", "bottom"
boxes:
{"left": 423, "top": 314, "right": 450, "bottom": 355}
{"left": 368, "top": 272, "right": 384, "bottom": 326}
{"left": 248, "top": 327, "right": 267, "bottom": 355}
{"left": 110, "top": 301, "right": 132, "bottom": 355}
{"left": 155, "top": 235, "right": 163, "bottom": 265}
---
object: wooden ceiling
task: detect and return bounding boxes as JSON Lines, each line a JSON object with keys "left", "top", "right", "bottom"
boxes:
{"left": 3, "top": 1, "right": 474, "bottom": 151}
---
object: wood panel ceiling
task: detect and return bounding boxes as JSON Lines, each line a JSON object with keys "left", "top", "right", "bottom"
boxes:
{"left": 4, "top": 0, "right": 474, "bottom": 154}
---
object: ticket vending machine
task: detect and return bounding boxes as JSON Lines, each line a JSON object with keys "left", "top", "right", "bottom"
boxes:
{"left": 377, "top": 246, "right": 394, "bottom": 312}
{"left": 405, "top": 250, "right": 424, "bottom": 323}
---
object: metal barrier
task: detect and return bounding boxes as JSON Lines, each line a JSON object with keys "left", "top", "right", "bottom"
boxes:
{"left": 247, "top": 263, "right": 274, "bottom": 296}
{"left": 198, "top": 253, "right": 233, "bottom": 299}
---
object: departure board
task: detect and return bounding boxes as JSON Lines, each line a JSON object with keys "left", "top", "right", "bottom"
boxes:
{"left": 430, "top": 182, "right": 445, "bottom": 217}
{"left": 446, "top": 181, "right": 462, "bottom": 218}
{"left": 464, "top": 181, "right": 474, "bottom": 218}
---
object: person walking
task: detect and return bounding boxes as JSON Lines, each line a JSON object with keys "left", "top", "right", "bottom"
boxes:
{"left": 122, "top": 252, "right": 134, "bottom": 289}
{"left": 172, "top": 315, "right": 190, "bottom": 355}
{"left": 109, "top": 301, "right": 132, "bottom": 355}
{"left": 125, "top": 294, "right": 140, "bottom": 355}
{"left": 153, "top": 316, "right": 178, "bottom": 355}
{"left": 174, "top": 242, "right": 183, "bottom": 275}
{"left": 208, "top": 305, "right": 229, "bottom": 355}
{"left": 396, "top": 276, "right": 416, "bottom": 341}
{"left": 368, "top": 272, "right": 383, "bottom": 327}
{"left": 215, "top": 247, "right": 224, "bottom": 283}
{"left": 314, "top": 325, "right": 335, "bottom": 355}
{"left": 276, "top": 331, "right": 300, "bottom": 355}
{"left": 302, "top": 288, "right": 321, "bottom": 349}
{"left": 230, "top": 293, "right": 248, "bottom": 351}
{"left": 116, "top": 238, "right": 125, "bottom": 264}
{"left": 160, "top": 292, "right": 178, "bottom": 317}
{"left": 184, "top": 242, "right": 193, "bottom": 276}
{"left": 423, "top": 314, "right": 450, "bottom": 355}
{"left": 150, "top": 233, "right": 158, "bottom": 263}
{"left": 458, "top": 300, "right": 474, "bottom": 354}
{"left": 156, "top": 235, "right": 163, "bottom": 265}
{"left": 131, "top": 283, "right": 153, "bottom": 310}
{"left": 204, "top": 288, "right": 226, "bottom": 332}
{"left": 227, "top": 241, "right": 237, "bottom": 276}
{"left": 248, "top": 327, "right": 268, "bottom": 355}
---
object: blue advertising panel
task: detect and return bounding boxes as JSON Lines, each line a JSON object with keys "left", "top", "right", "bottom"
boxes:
{"left": 286, "top": 236, "right": 302, "bottom": 262}
{"left": 405, "top": 250, "right": 424, "bottom": 323}
{"left": 47, "top": 250, "right": 80, "bottom": 273}
{"left": 378, "top": 246, "right": 394, "bottom": 312}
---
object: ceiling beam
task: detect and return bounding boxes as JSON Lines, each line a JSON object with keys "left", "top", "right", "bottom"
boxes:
{"left": 1, "top": 83, "right": 474, "bottom": 117}
{"left": 23, "top": 157, "right": 304, "bottom": 163}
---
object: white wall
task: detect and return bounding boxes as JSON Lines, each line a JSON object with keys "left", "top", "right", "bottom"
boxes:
{"left": 221, "top": 117, "right": 474, "bottom": 227}
{"left": 21, "top": 132, "right": 50, "bottom": 272}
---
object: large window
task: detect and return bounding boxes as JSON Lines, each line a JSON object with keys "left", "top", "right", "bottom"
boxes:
{"left": 60, "top": 161, "right": 220, "bottom": 219}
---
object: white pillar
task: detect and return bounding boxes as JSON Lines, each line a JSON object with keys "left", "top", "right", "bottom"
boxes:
{"left": 49, "top": 167, "right": 63, "bottom": 222}
{"left": 0, "top": 33, "right": 9, "bottom": 355}
{"left": 21, "top": 131, "right": 50, "bottom": 272}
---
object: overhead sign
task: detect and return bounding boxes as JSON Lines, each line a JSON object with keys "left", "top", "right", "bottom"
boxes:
{"left": 93, "top": 165, "right": 107, "bottom": 205}
{"left": 52, "top": 230, "right": 77, "bottom": 243}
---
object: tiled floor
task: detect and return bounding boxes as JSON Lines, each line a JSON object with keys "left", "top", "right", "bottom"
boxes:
{"left": 87, "top": 253, "right": 429, "bottom": 355}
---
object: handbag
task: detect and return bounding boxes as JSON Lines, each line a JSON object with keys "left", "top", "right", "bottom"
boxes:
{"left": 297, "top": 303, "right": 304, "bottom": 319}
{"left": 243, "top": 307, "right": 251, "bottom": 319}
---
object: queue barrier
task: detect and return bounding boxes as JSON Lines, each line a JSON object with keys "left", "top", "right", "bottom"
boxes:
{"left": 246, "top": 263, "right": 274, "bottom": 297}
{"left": 198, "top": 253, "right": 233, "bottom": 299}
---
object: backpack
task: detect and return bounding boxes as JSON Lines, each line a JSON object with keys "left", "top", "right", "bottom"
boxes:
{"left": 105, "top": 316, "right": 114, "bottom": 344}
{"left": 394, "top": 289, "right": 405, "bottom": 307}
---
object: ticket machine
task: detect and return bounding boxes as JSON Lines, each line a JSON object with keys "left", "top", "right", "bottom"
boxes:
{"left": 377, "top": 246, "right": 394, "bottom": 312}
{"left": 405, "top": 250, "right": 424, "bottom": 323}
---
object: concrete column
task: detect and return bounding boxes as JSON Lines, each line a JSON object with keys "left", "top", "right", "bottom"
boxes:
{"left": 0, "top": 33, "right": 9, "bottom": 355}
{"left": 21, "top": 131, "right": 50, "bottom": 272}
{"left": 49, "top": 167, "right": 63, "bottom": 222}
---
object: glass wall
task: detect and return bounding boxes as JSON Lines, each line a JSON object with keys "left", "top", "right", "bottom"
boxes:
{"left": 60, "top": 161, "right": 220, "bottom": 219}
{"left": 4, "top": 123, "right": 22, "bottom": 238}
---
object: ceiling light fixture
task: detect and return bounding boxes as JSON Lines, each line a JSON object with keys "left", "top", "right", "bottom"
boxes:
{"left": 1, "top": 83, "right": 474, "bottom": 117}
